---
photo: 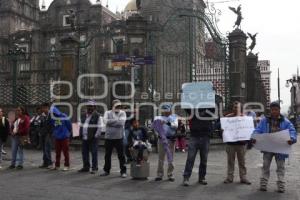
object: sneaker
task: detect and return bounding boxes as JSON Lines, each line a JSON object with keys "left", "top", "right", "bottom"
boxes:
{"left": 51, "top": 166, "right": 59, "bottom": 170}
{"left": 240, "top": 179, "right": 251, "bottom": 185}
{"left": 2, "top": 149, "right": 7, "bottom": 155}
{"left": 155, "top": 177, "right": 163, "bottom": 181}
{"left": 47, "top": 165, "right": 54, "bottom": 169}
{"left": 277, "top": 188, "right": 285, "bottom": 193}
{"left": 121, "top": 173, "right": 127, "bottom": 178}
{"left": 224, "top": 178, "right": 233, "bottom": 184}
{"left": 78, "top": 168, "right": 89, "bottom": 173}
{"left": 63, "top": 167, "right": 70, "bottom": 171}
{"left": 0, "top": 165, "right": 3, "bottom": 169}
{"left": 39, "top": 164, "right": 48, "bottom": 169}
{"left": 8, "top": 165, "right": 15, "bottom": 169}
{"left": 100, "top": 172, "right": 110, "bottom": 177}
{"left": 198, "top": 179, "right": 208, "bottom": 185}
{"left": 16, "top": 165, "right": 23, "bottom": 170}
{"left": 182, "top": 149, "right": 186, "bottom": 153}
{"left": 259, "top": 185, "right": 267, "bottom": 192}
{"left": 183, "top": 178, "right": 189, "bottom": 186}
{"left": 90, "top": 170, "right": 97, "bottom": 174}
{"left": 168, "top": 176, "right": 175, "bottom": 182}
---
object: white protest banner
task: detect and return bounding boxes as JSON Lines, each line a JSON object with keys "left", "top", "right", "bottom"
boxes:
{"left": 181, "top": 82, "right": 215, "bottom": 109}
{"left": 252, "top": 130, "right": 292, "bottom": 154}
{"left": 221, "top": 116, "right": 254, "bottom": 142}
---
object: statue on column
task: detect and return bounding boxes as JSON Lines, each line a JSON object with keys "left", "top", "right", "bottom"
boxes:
{"left": 247, "top": 32, "right": 258, "bottom": 52}
{"left": 136, "top": 0, "right": 142, "bottom": 10}
{"left": 229, "top": 5, "right": 243, "bottom": 29}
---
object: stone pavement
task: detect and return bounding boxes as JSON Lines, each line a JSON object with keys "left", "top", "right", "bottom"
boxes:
{"left": 0, "top": 143, "right": 299, "bottom": 200}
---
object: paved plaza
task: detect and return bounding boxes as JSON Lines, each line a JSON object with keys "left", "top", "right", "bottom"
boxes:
{"left": 0, "top": 143, "right": 299, "bottom": 200}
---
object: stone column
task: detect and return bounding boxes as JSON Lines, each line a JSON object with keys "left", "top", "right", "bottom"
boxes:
{"left": 59, "top": 36, "right": 79, "bottom": 105}
{"left": 246, "top": 52, "right": 258, "bottom": 102}
{"left": 228, "top": 29, "right": 247, "bottom": 105}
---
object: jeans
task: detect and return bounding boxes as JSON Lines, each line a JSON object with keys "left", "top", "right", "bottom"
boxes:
{"left": 11, "top": 136, "right": 24, "bottom": 166}
{"left": 0, "top": 140, "right": 3, "bottom": 164}
{"left": 41, "top": 134, "right": 52, "bottom": 166}
{"left": 82, "top": 139, "right": 98, "bottom": 170}
{"left": 183, "top": 136, "right": 210, "bottom": 180}
{"left": 103, "top": 139, "right": 126, "bottom": 174}
{"left": 55, "top": 139, "right": 70, "bottom": 167}
{"left": 260, "top": 152, "right": 285, "bottom": 190}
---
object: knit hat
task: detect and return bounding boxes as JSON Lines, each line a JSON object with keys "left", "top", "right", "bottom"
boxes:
{"left": 270, "top": 101, "right": 280, "bottom": 109}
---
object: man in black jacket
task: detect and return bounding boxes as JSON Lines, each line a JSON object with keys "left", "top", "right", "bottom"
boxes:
{"left": 0, "top": 108, "right": 10, "bottom": 169}
{"left": 182, "top": 108, "right": 216, "bottom": 186}
{"left": 78, "top": 100, "right": 103, "bottom": 174}
{"left": 39, "top": 103, "right": 54, "bottom": 168}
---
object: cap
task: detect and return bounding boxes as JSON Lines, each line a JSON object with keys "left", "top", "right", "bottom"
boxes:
{"left": 270, "top": 101, "right": 280, "bottom": 109}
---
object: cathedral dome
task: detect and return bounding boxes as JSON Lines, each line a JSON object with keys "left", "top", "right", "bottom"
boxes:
{"left": 124, "top": 0, "right": 137, "bottom": 12}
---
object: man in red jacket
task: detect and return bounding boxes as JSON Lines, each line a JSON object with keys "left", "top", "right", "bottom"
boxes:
{"left": 9, "top": 106, "right": 30, "bottom": 170}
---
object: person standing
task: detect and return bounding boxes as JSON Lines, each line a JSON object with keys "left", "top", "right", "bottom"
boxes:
{"left": 251, "top": 101, "right": 297, "bottom": 193}
{"left": 51, "top": 106, "right": 72, "bottom": 171}
{"left": 30, "top": 106, "right": 43, "bottom": 149}
{"left": 153, "top": 104, "right": 178, "bottom": 182}
{"left": 175, "top": 120, "right": 186, "bottom": 152}
{"left": 78, "top": 100, "right": 104, "bottom": 174}
{"left": 39, "top": 103, "right": 54, "bottom": 168}
{"left": 223, "top": 101, "right": 251, "bottom": 185}
{"left": 0, "top": 108, "right": 10, "bottom": 169}
{"left": 9, "top": 106, "right": 30, "bottom": 169}
{"left": 100, "top": 99, "right": 127, "bottom": 178}
{"left": 182, "top": 108, "right": 215, "bottom": 186}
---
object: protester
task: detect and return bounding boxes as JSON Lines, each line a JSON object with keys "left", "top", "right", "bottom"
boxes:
{"left": 223, "top": 101, "right": 251, "bottom": 185}
{"left": 182, "top": 108, "right": 215, "bottom": 186}
{"left": 175, "top": 120, "right": 186, "bottom": 152}
{"left": 153, "top": 104, "right": 178, "bottom": 182}
{"left": 251, "top": 101, "right": 297, "bottom": 193}
{"left": 0, "top": 108, "right": 10, "bottom": 169}
{"left": 30, "top": 106, "right": 43, "bottom": 149}
{"left": 128, "top": 118, "right": 150, "bottom": 166}
{"left": 51, "top": 106, "right": 72, "bottom": 171}
{"left": 100, "top": 99, "right": 127, "bottom": 178}
{"left": 39, "top": 103, "right": 54, "bottom": 169}
{"left": 9, "top": 106, "right": 30, "bottom": 169}
{"left": 123, "top": 105, "right": 133, "bottom": 164}
{"left": 78, "top": 100, "right": 103, "bottom": 174}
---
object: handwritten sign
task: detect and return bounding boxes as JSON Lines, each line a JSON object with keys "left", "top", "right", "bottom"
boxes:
{"left": 221, "top": 116, "right": 254, "bottom": 142}
{"left": 252, "top": 130, "right": 292, "bottom": 154}
{"left": 181, "top": 82, "right": 215, "bottom": 109}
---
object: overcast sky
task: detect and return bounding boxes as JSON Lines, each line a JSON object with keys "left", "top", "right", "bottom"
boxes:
{"left": 42, "top": 0, "right": 299, "bottom": 113}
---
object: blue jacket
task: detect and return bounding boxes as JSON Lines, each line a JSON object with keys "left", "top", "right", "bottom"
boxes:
{"left": 50, "top": 106, "right": 72, "bottom": 140}
{"left": 252, "top": 115, "right": 297, "bottom": 159}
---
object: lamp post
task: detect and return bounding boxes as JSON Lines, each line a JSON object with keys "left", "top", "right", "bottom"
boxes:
{"left": 286, "top": 75, "right": 300, "bottom": 131}
{"left": 8, "top": 44, "right": 26, "bottom": 105}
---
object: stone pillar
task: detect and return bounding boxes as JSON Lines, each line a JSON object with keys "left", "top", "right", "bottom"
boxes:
{"left": 246, "top": 52, "right": 258, "bottom": 102}
{"left": 228, "top": 29, "right": 247, "bottom": 105}
{"left": 126, "top": 14, "right": 147, "bottom": 103}
{"left": 59, "top": 36, "right": 79, "bottom": 105}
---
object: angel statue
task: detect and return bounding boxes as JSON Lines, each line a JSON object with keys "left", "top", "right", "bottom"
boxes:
{"left": 136, "top": 0, "right": 142, "bottom": 10}
{"left": 247, "top": 32, "right": 258, "bottom": 52}
{"left": 229, "top": 5, "right": 243, "bottom": 29}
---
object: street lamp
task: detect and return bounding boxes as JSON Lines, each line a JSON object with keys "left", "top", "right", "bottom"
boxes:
{"left": 286, "top": 74, "right": 300, "bottom": 131}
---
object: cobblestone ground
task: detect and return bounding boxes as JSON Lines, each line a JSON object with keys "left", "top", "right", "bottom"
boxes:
{"left": 0, "top": 143, "right": 299, "bottom": 200}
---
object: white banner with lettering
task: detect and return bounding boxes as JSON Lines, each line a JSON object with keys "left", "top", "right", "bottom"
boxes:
{"left": 221, "top": 116, "right": 254, "bottom": 142}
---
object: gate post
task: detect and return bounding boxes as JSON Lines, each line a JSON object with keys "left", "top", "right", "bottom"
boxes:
{"left": 59, "top": 35, "right": 79, "bottom": 107}
{"left": 228, "top": 29, "right": 247, "bottom": 105}
{"left": 246, "top": 52, "right": 258, "bottom": 103}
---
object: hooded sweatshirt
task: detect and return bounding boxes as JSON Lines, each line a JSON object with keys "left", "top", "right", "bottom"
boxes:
{"left": 50, "top": 106, "right": 72, "bottom": 140}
